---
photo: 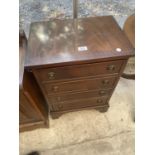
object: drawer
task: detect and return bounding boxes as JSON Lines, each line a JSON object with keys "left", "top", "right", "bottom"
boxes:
{"left": 33, "top": 60, "right": 125, "bottom": 82}
{"left": 51, "top": 96, "right": 108, "bottom": 111}
{"left": 48, "top": 89, "right": 112, "bottom": 104}
{"left": 43, "top": 76, "right": 117, "bottom": 95}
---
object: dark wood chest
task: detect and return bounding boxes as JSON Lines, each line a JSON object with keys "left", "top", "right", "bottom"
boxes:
{"left": 25, "top": 16, "right": 134, "bottom": 118}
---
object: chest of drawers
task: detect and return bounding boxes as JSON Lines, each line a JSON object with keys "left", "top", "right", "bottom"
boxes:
{"left": 25, "top": 16, "right": 134, "bottom": 118}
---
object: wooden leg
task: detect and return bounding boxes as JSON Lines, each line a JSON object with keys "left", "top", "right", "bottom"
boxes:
{"left": 50, "top": 105, "right": 110, "bottom": 119}
{"left": 121, "top": 73, "right": 135, "bottom": 80}
{"left": 44, "top": 119, "right": 49, "bottom": 128}
{"left": 50, "top": 111, "right": 62, "bottom": 119}
{"left": 95, "top": 105, "right": 109, "bottom": 113}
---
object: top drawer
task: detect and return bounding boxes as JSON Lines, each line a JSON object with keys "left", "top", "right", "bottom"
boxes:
{"left": 33, "top": 60, "right": 125, "bottom": 82}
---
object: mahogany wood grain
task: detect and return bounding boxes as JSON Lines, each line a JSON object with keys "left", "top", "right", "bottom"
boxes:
{"left": 26, "top": 16, "right": 134, "bottom": 119}
{"left": 25, "top": 16, "right": 134, "bottom": 68}
{"left": 33, "top": 60, "right": 125, "bottom": 82}
{"left": 19, "top": 90, "right": 42, "bottom": 124}
{"left": 19, "top": 70, "right": 49, "bottom": 132}
{"left": 47, "top": 89, "right": 112, "bottom": 103}
{"left": 43, "top": 75, "right": 117, "bottom": 95}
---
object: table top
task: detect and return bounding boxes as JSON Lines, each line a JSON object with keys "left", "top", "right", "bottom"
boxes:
{"left": 25, "top": 16, "right": 134, "bottom": 68}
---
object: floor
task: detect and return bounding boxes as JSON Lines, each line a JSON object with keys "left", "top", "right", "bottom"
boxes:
{"left": 40, "top": 132, "right": 134, "bottom": 155}
{"left": 19, "top": 1, "right": 135, "bottom": 155}
{"left": 19, "top": 0, "right": 135, "bottom": 37}
{"left": 20, "top": 78, "right": 135, "bottom": 155}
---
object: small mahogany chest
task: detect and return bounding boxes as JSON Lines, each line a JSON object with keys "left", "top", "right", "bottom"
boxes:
{"left": 25, "top": 16, "right": 134, "bottom": 118}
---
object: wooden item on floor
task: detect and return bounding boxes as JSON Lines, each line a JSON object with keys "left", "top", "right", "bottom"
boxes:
{"left": 121, "top": 14, "right": 135, "bottom": 80}
{"left": 123, "top": 14, "right": 135, "bottom": 47}
{"left": 25, "top": 16, "right": 134, "bottom": 119}
{"left": 19, "top": 30, "right": 49, "bottom": 132}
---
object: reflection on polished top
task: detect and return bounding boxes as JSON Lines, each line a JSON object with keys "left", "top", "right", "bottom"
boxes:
{"left": 25, "top": 16, "right": 134, "bottom": 68}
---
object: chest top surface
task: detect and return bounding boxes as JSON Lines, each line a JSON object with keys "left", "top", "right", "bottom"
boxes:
{"left": 26, "top": 16, "right": 134, "bottom": 68}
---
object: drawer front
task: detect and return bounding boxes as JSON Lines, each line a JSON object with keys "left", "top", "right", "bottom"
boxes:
{"left": 43, "top": 76, "right": 117, "bottom": 95}
{"left": 51, "top": 96, "right": 108, "bottom": 111}
{"left": 48, "top": 89, "right": 112, "bottom": 104}
{"left": 33, "top": 60, "right": 124, "bottom": 82}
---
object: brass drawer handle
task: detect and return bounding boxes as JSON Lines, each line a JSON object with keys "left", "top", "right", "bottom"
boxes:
{"left": 107, "top": 65, "right": 116, "bottom": 71}
{"left": 102, "top": 80, "right": 109, "bottom": 85}
{"left": 53, "top": 86, "right": 59, "bottom": 92}
{"left": 97, "top": 99, "right": 103, "bottom": 103}
{"left": 48, "top": 72, "right": 55, "bottom": 79}
{"left": 99, "top": 90, "right": 106, "bottom": 96}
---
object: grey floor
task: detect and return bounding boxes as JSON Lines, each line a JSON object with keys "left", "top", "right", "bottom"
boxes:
{"left": 19, "top": 1, "right": 135, "bottom": 155}
{"left": 20, "top": 78, "right": 135, "bottom": 155}
{"left": 19, "top": 0, "right": 134, "bottom": 37}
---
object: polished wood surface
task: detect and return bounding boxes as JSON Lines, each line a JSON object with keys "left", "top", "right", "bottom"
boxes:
{"left": 26, "top": 16, "right": 134, "bottom": 68}
{"left": 27, "top": 16, "right": 134, "bottom": 118}
{"left": 19, "top": 70, "right": 49, "bottom": 132}
{"left": 51, "top": 105, "right": 109, "bottom": 119}
{"left": 33, "top": 60, "right": 125, "bottom": 82}
{"left": 43, "top": 76, "right": 117, "bottom": 94}
{"left": 48, "top": 89, "right": 112, "bottom": 103}
{"left": 19, "top": 31, "right": 49, "bottom": 132}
